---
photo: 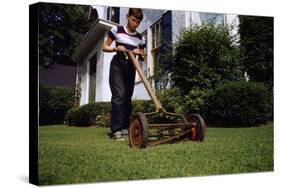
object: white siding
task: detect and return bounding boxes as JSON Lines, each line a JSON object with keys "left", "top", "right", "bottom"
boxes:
{"left": 133, "top": 82, "right": 150, "bottom": 100}
{"left": 91, "top": 5, "right": 107, "bottom": 19}
{"left": 191, "top": 12, "right": 203, "bottom": 25}
{"left": 146, "top": 27, "right": 153, "bottom": 77}
{"left": 172, "top": 11, "right": 186, "bottom": 44}
{"left": 99, "top": 49, "right": 115, "bottom": 102}
{"left": 79, "top": 58, "right": 90, "bottom": 106}
{"left": 226, "top": 14, "right": 239, "bottom": 40}
{"left": 95, "top": 49, "right": 104, "bottom": 102}
{"left": 83, "top": 36, "right": 115, "bottom": 103}
{"left": 85, "top": 42, "right": 99, "bottom": 102}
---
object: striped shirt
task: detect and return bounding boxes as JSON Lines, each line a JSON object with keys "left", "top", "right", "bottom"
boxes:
{"left": 107, "top": 25, "right": 146, "bottom": 50}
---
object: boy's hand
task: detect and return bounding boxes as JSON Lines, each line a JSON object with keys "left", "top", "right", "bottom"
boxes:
{"left": 132, "top": 48, "right": 142, "bottom": 55}
{"left": 115, "top": 45, "right": 127, "bottom": 52}
{"left": 133, "top": 49, "right": 145, "bottom": 61}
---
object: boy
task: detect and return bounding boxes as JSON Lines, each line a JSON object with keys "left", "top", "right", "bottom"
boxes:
{"left": 102, "top": 8, "right": 145, "bottom": 140}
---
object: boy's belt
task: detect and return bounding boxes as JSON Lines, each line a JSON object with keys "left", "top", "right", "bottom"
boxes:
{"left": 115, "top": 52, "right": 136, "bottom": 60}
{"left": 115, "top": 53, "right": 127, "bottom": 58}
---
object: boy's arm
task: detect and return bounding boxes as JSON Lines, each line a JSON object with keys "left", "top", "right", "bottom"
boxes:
{"left": 139, "top": 48, "right": 145, "bottom": 56}
{"left": 136, "top": 34, "right": 146, "bottom": 61}
{"left": 102, "top": 37, "right": 127, "bottom": 53}
{"left": 139, "top": 48, "right": 145, "bottom": 61}
{"left": 132, "top": 48, "right": 145, "bottom": 61}
{"left": 102, "top": 37, "right": 116, "bottom": 52}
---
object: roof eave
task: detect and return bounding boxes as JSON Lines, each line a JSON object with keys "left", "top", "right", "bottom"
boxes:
{"left": 72, "top": 19, "right": 118, "bottom": 63}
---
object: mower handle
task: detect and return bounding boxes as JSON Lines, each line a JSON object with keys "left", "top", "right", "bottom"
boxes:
{"left": 125, "top": 51, "right": 164, "bottom": 112}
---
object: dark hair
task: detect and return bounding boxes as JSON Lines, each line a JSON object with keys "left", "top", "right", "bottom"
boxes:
{"left": 128, "top": 8, "right": 143, "bottom": 21}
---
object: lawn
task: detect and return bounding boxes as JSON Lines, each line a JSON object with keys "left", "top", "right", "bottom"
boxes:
{"left": 38, "top": 124, "right": 273, "bottom": 185}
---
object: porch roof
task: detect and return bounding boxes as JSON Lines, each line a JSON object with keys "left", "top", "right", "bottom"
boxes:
{"left": 72, "top": 18, "right": 118, "bottom": 63}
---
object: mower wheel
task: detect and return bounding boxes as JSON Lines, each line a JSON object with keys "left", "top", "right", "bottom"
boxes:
{"left": 186, "top": 113, "right": 206, "bottom": 141}
{"left": 129, "top": 112, "right": 149, "bottom": 148}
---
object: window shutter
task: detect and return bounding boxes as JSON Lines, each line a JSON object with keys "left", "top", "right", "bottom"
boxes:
{"left": 162, "top": 11, "right": 172, "bottom": 43}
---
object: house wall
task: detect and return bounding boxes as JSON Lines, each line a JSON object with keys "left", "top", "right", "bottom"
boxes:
{"left": 172, "top": 11, "right": 203, "bottom": 45}
{"left": 79, "top": 57, "right": 89, "bottom": 105}
{"left": 99, "top": 41, "right": 116, "bottom": 102}
{"left": 91, "top": 5, "right": 107, "bottom": 19}
{"left": 86, "top": 36, "right": 110, "bottom": 102}
{"left": 225, "top": 14, "right": 239, "bottom": 40}
{"left": 79, "top": 35, "right": 115, "bottom": 105}
{"left": 171, "top": 11, "right": 186, "bottom": 44}
{"left": 132, "top": 81, "right": 150, "bottom": 100}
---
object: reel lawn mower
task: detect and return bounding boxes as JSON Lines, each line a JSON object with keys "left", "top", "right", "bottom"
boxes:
{"left": 127, "top": 51, "right": 206, "bottom": 148}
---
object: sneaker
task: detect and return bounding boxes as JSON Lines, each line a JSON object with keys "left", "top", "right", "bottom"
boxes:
{"left": 121, "top": 129, "right": 128, "bottom": 135}
{"left": 112, "top": 131, "right": 125, "bottom": 141}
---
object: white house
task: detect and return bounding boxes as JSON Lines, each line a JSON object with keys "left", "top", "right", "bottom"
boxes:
{"left": 72, "top": 6, "right": 239, "bottom": 106}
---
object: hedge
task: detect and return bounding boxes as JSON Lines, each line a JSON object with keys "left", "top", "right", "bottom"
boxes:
{"left": 39, "top": 84, "right": 75, "bottom": 125}
{"left": 65, "top": 82, "right": 273, "bottom": 127}
{"left": 65, "top": 100, "right": 154, "bottom": 127}
{"left": 204, "top": 81, "right": 273, "bottom": 126}
{"left": 65, "top": 89, "right": 184, "bottom": 127}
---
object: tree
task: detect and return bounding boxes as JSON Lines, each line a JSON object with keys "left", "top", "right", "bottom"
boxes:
{"left": 39, "top": 3, "right": 93, "bottom": 68}
{"left": 239, "top": 15, "right": 273, "bottom": 89}
{"left": 170, "top": 23, "right": 242, "bottom": 95}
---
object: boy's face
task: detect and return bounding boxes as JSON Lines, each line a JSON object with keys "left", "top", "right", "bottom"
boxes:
{"left": 127, "top": 15, "right": 141, "bottom": 32}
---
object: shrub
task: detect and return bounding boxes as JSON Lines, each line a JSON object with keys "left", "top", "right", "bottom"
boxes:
{"left": 65, "top": 102, "right": 111, "bottom": 127}
{"left": 156, "top": 87, "right": 184, "bottom": 114}
{"left": 39, "top": 84, "right": 53, "bottom": 125}
{"left": 204, "top": 81, "right": 272, "bottom": 126}
{"left": 65, "top": 93, "right": 186, "bottom": 127}
{"left": 132, "top": 100, "right": 154, "bottom": 113}
{"left": 65, "top": 106, "right": 91, "bottom": 126}
{"left": 183, "top": 88, "right": 210, "bottom": 114}
{"left": 171, "top": 23, "right": 242, "bottom": 95}
{"left": 89, "top": 102, "right": 111, "bottom": 127}
{"left": 65, "top": 101, "right": 156, "bottom": 127}
{"left": 143, "top": 88, "right": 185, "bottom": 123}
{"left": 39, "top": 84, "right": 75, "bottom": 125}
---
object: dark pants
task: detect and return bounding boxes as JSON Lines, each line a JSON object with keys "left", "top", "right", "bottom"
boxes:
{"left": 109, "top": 55, "right": 136, "bottom": 134}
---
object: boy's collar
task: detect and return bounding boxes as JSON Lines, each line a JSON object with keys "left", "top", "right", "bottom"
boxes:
{"left": 124, "top": 24, "right": 137, "bottom": 35}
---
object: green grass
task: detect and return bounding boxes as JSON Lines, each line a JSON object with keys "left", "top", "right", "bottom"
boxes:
{"left": 39, "top": 124, "right": 273, "bottom": 185}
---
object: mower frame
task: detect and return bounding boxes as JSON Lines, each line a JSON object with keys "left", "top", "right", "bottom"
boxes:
{"left": 127, "top": 51, "right": 206, "bottom": 148}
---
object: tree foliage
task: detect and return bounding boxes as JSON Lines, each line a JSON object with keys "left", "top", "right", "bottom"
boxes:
{"left": 169, "top": 24, "right": 242, "bottom": 95}
{"left": 238, "top": 15, "right": 273, "bottom": 89}
{"left": 39, "top": 3, "right": 93, "bottom": 68}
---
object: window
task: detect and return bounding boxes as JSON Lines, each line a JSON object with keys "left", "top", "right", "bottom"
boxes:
{"left": 152, "top": 20, "right": 162, "bottom": 49}
{"left": 107, "top": 7, "right": 120, "bottom": 24}
{"left": 151, "top": 20, "right": 162, "bottom": 76}
{"left": 200, "top": 13, "right": 225, "bottom": 25}
{"left": 142, "top": 31, "right": 148, "bottom": 77}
